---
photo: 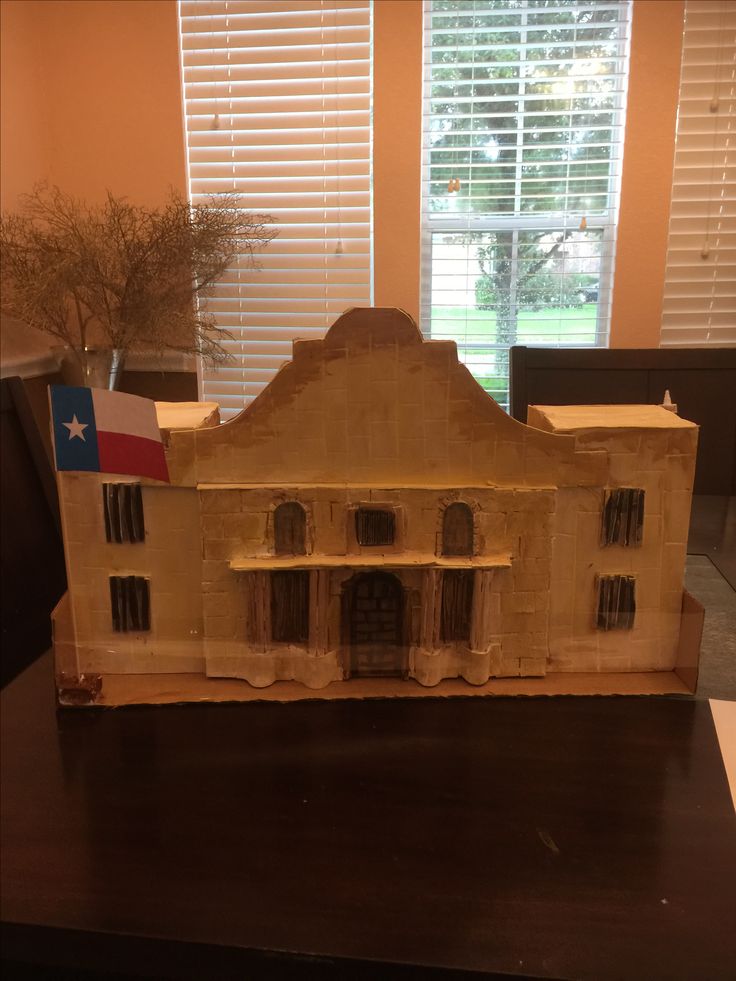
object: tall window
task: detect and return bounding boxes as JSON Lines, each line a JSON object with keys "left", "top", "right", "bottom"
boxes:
{"left": 179, "top": 1, "right": 373, "bottom": 419}
{"left": 274, "top": 502, "right": 307, "bottom": 555}
{"left": 442, "top": 502, "right": 474, "bottom": 555}
{"left": 441, "top": 569, "right": 474, "bottom": 642}
{"left": 271, "top": 571, "right": 310, "bottom": 643}
{"left": 660, "top": 0, "right": 736, "bottom": 348}
{"left": 421, "top": 0, "right": 632, "bottom": 408}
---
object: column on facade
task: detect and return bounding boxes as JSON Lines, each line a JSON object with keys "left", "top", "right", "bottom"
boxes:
{"left": 308, "top": 568, "right": 330, "bottom": 656}
{"left": 419, "top": 568, "right": 443, "bottom": 652}
{"left": 252, "top": 570, "right": 271, "bottom": 652}
{"left": 470, "top": 570, "right": 495, "bottom": 653}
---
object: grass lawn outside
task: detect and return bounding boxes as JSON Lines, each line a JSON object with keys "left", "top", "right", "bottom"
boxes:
{"left": 429, "top": 304, "right": 598, "bottom": 346}
{"left": 427, "top": 303, "right": 600, "bottom": 410}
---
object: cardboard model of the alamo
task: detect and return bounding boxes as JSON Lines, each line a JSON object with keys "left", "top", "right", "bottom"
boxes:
{"left": 52, "top": 307, "right": 703, "bottom": 706}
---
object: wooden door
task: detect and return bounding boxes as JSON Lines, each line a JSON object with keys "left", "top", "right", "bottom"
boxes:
{"left": 346, "top": 572, "right": 405, "bottom": 678}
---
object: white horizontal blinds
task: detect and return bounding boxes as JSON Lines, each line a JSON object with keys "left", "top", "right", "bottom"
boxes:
{"left": 179, "top": 1, "right": 372, "bottom": 418}
{"left": 661, "top": 0, "right": 736, "bottom": 347}
{"left": 422, "top": 0, "right": 631, "bottom": 408}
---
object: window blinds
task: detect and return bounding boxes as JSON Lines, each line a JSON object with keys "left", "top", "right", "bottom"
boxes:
{"left": 179, "top": 1, "right": 372, "bottom": 418}
{"left": 421, "top": 0, "right": 631, "bottom": 408}
{"left": 661, "top": 0, "right": 736, "bottom": 347}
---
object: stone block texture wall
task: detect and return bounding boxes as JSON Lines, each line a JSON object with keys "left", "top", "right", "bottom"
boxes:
{"left": 55, "top": 309, "right": 697, "bottom": 689}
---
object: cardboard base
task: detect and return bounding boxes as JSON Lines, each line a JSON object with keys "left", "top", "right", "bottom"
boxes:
{"left": 55, "top": 589, "right": 705, "bottom": 707}
{"left": 75, "top": 669, "right": 692, "bottom": 708}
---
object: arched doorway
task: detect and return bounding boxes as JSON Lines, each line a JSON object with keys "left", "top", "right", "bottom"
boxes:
{"left": 343, "top": 571, "right": 406, "bottom": 678}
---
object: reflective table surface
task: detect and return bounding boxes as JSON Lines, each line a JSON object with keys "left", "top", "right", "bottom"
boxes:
{"left": 2, "top": 653, "right": 736, "bottom": 980}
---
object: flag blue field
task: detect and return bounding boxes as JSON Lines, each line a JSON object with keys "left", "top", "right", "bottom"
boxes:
{"left": 49, "top": 386, "right": 169, "bottom": 482}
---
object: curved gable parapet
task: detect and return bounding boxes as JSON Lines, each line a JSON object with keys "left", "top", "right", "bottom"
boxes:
{"left": 323, "top": 306, "right": 423, "bottom": 349}
{"left": 167, "top": 307, "right": 605, "bottom": 487}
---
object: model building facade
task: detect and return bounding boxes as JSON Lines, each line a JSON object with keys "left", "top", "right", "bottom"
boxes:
{"left": 53, "top": 308, "right": 698, "bottom": 697}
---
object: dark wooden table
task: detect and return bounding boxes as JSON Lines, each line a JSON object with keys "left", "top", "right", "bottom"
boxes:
{"left": 2, "top": 654, "right": 736, "bottom": 981}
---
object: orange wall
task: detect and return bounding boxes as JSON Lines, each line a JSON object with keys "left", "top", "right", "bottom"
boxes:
{"left": 1, "top": 0, "right": 683, "bottom": 348}
{"left": 0, "top": 0, "right": 186, "bottom": 208}
{"left": 373, "top": 0, "right": 423, "bottom": 324}
{"left": 0, "top": 1, "right": 49, "bottom": 210}
{"left": 610, "top": 0, "right": 685, "bottom": 347}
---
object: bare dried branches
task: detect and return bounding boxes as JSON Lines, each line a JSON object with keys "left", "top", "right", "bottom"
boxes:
{"left": 0, "top": 184, "right": 275, "bottom": 372}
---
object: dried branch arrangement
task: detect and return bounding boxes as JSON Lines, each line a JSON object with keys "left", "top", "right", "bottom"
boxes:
{"left": 0, "top": 184, "right": 275, "bottom": 380}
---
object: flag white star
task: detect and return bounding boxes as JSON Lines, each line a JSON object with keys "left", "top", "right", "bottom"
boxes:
{"left": 63, "top": 414, "right": 88, "bottom": 441}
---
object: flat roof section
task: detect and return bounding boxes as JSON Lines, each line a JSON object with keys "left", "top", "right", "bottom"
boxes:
{"left": 530, "top": 404, "right": 697, "bottom": 433}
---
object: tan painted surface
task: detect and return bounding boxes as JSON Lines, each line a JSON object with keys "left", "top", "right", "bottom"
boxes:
{"left": 167, "top": 308, "right": 605, "bottom": 488}
{"left": 85, "top": 669, "right": 693, "bottom": 708}
{"left": 54, "top": 309, "right": 699, "bottom": 701}
{"left": 57, "top": 473, "right": 205, "bottom": 676}
{"left": 710, "top": 700, "right": 736, "bottom": 811}
{"left": 530, "top": 400, "right": 697, "bottom": 673}
{"left": 528, "top": 404, "right": 697, "bottom": 432}
{"left": 156, "top": 401, "right": 220, "bottom": 433}
{"left": 228, "top": 553, "right": 513, "bottom": 571}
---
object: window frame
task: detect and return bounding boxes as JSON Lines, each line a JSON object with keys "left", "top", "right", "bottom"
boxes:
{"left": 420, "top": 0, "right": 633, "bottom": 408}
{"left": 659, "top": 0, "right": 736, "bottom": 348}
{"left": 178, "top": 0, "right": 374, "bottom": 419}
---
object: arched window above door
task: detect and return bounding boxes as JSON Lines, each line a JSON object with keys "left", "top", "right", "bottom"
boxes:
{"left": 274, "top": 502, "right": 307, "bottom": 555}
{"left": 442, "top": 503, "right": 474, "bottom": 557}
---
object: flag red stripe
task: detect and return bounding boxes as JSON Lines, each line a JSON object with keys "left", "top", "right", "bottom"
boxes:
{"left": 97, "top": 431, "right": 169, "bottom": 483}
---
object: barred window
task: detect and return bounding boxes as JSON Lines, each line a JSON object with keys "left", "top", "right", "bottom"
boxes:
{"left": 601, "top": 488, "right": 644, "bottom": 547}
{"left": 274, "top": 502, "right": 307, "bottom": 556}
{"left": 271, "top": 571, "right": 309, "bottom": 644}
{"left": 110, "top": 576, "right": 150, "bottom": 632}
{"left": 441, "top": 569, "right": 474, "bottom": 643}
{"left": 103, "top": 483, "right": 144, "bottom": 543}
{"left": 596, "top": 575, "right": 636, "bottom": 631}
{"left": 442, "top": 502, "right": 474, "bottom": 556}
{"left": 356, "top": 509, "right": 395, "bottom": 547}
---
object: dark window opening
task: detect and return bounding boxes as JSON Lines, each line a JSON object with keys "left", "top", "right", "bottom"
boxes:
{"left": 356, "top": 508, "right": 395, "bottom": 546}
{"left": 440, "top": 569, "right": 474, "bottom": 643}
{"left": 442, "top": 502, "right": 474, "bottom": 556}
{"left": 271, "top": 570, "right": 309, "bottom": 643}
{"left": 103, "top": 483, "right": 144, "bottom": 543}
{"left": 601, "top": 488, "right": 644, "bottom": 547}
{"left": 596, "top": 575, "right": 636, "bottom": 631}
{"left": 110, "top": 575, "right": 150, "bottom": 632}
{"left": 274, "top": 502, "right": 307, "bottom": 555}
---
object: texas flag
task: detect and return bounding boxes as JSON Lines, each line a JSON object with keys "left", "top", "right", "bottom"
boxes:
{"left": 49, "top": 386, "right": 169, "bottom": 483}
